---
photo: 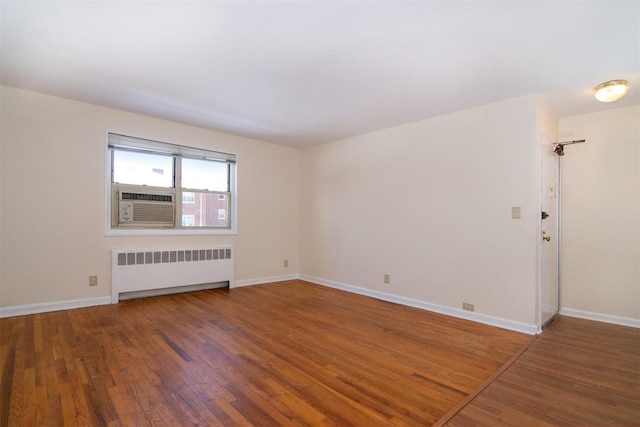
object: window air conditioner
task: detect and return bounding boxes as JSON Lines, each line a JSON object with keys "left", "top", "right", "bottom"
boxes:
{"left": 118, "top": 190, "right": 175, "bottom": 226}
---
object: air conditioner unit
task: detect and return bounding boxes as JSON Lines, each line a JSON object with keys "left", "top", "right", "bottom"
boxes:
{"left": 118, "top": 190, "right": 175, "bottom": 226}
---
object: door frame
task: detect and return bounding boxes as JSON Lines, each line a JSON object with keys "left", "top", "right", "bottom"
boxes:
{"left": 540, "top": 134, "right": 560, "bottom": 330}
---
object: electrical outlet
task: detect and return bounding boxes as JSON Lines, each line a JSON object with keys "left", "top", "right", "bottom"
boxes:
{"left": 463, "top": 302, "right": 475, "bottom": 312}
{"left": 284, "top": 260, "right": 288, "bottom": 268}
{"left": 384, "top": 274, "right": 390, "bottom": 284}
{"left": 511, "top": 206, "right": 521, "bottom": 219}
{"left": 89, "top": 275, "right": 98, "bottom": 287}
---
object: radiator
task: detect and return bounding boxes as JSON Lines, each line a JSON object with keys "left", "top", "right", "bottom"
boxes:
{"left": 111, "top": 247, "right": 234, "bottom": 303}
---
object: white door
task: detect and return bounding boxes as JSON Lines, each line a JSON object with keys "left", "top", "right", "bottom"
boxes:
{"left": 541, "top": 135, "right": 559, "bottom": 328}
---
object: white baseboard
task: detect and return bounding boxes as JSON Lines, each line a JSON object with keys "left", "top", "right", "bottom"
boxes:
{"left": 560, "top": 307, "right": 640, "bottom": 328}
{"left": 0, "top": 296, "right": 112, "bottom": 318}
{"left": 300, "top": 275, "right": 539, "bottom": 335}
{"left": 0, "top": 275, "right": 300, "bottom": 318}
{"left": 12, "top": 277, "right": 620, "bottom": 336}
{"left": 233, "top": 274, "right": 300, "bottom": 288}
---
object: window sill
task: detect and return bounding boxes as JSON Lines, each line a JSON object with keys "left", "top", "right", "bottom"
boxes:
{"left": 105, "top": 227, "right": 237, "bottom": 237}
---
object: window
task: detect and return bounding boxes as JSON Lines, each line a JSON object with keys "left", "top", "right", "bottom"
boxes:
{"left": 181, "top": 215, "right": 195, "bottom": 226}
{"left": 112, "top": 150, "right": 174, "bottom": 187}
{"left": 107, "top": 133, "right": 237, "bottom": 234}
{"left": 182, "top": 192, "right": 195, "bottom": 204}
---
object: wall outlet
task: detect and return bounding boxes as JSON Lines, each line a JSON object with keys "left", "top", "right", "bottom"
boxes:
{"left": 463, "top": 302, "right": 475, "bottom": 312}
{"left": 384, "top": 274, "right": 390, "bottom": 284}
{"left": 511, "top": 206, "right": 521, "bottom": 219}
{"left": 89, "top": 275, "right": 98, "bottom": 287}
{"left": 284, "top": 260, "right": 288, "bottom": 268}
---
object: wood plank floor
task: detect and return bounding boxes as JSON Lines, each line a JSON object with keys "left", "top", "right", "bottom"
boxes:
{"left": 3, "top": 280, "right": 638, "bottom": 426}
{"left": 444, "top": 315, "right": 640, "bottom": 426}
{"left": 1, "top": 280, "right": 532, "bottom": 426}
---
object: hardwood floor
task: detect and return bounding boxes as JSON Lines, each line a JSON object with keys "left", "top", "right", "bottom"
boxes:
{"left": 2, "top": 280, "right": 638, "bottom": 426}
{"left": 444, "top": 315, "right": 640, "bottom": 426}
{"left": 1, "top": 280, "right": 531, "bottom": 426}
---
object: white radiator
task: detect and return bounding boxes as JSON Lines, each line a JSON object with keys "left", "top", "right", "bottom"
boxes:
{"left": 111, "top": 247, "right": 234, "bottom": 303}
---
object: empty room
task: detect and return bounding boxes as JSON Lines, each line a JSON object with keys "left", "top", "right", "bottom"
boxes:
{"left": 1, "top": 1, "right": 638, "bottom": 426}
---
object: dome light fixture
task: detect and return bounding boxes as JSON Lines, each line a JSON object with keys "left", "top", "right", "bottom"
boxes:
{"left": 593, "top": 79, "right": 629, "bottom": 103}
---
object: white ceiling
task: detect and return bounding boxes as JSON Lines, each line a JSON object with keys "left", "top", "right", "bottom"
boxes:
{"left": 1, "top": 1, "right": 638, "bottom": 148}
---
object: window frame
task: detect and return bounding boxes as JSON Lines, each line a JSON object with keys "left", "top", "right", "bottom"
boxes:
{"left": 105, "top": 133, "right": 238, "bottom": 236}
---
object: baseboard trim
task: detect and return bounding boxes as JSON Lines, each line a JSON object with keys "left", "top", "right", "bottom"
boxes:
{"left": 233, "top": 274, "right": 300, "bottom": 288}
{"left": 300, "top": 275, "right": 538, "bottom": 335}
{"left": 0, "top": 296, "right": 112, "bottom": 318}
{"left": 560, "top": 308, "right": 640, "bottom": 328}
{"left": 1, "top": 275, "right": 300, "bottom": 318}
{"left": 5, "top": 276, "right": 600, "bottom": 336}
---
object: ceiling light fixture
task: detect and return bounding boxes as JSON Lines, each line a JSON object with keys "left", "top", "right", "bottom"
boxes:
{"left": 593, "top": 79, "right": 629, "bottom": 102}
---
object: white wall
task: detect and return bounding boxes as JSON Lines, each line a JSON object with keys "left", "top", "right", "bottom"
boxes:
{"left": 0, "top": 86, "right": 300, "bottom": 308}
{"left": 300, "top": 96, "right": 541, "bottom": 327}
{"left": 559, "top": 105, "right": 639, "bottom": 322}
{"left": 5, "top": 84, "right": 633, "bottom": 328}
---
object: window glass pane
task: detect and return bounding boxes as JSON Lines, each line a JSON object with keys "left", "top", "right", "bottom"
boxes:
{"left": 182, "top": 191, "right": 195, "bottom": 203}
{"left": 181, "top": 215, "right": 195, "bottom": 226}
{"left": 113, "top": 150, "right": 173, "bottom": 187}
{"left": 181, "top": 192, "right": 230, "bottom": 228}
{"left": 182, "top": 158, "right": 228, "bottom": 191}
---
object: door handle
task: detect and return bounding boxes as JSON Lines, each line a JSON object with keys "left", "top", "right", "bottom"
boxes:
{"left": 543, "top": 235, "right": 551, "bottom": 242}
